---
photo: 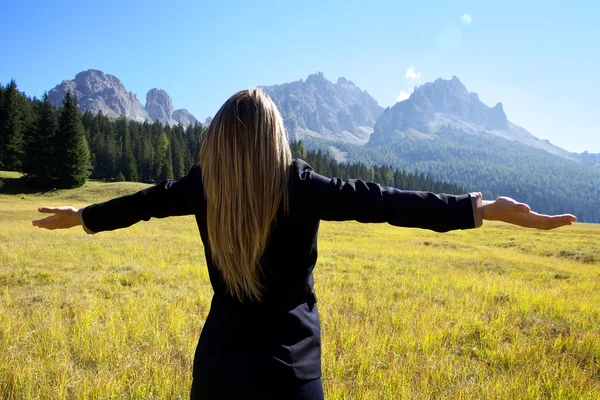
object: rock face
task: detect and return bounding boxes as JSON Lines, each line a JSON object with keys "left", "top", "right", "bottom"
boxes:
{"left": 48, "top": 70, "right": 198, "bottom": 127}
{"left": 146, "top": 88, "right": 176, "bottom": 125}
{"left": 369, "top": 76, "right": 576, "bottom": 160}
{"left": 48, "top": 70, "right": 150, "bottom": 122}
{"left": 262, "top": 72, "right": 384, "bottom": 144}
{"left": 172, "top": 109, "right": 198, "bottom": 127}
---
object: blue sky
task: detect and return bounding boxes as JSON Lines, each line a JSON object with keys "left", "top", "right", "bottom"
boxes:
{"left": 2, "top": 0, "right": 599, "bottom": 152}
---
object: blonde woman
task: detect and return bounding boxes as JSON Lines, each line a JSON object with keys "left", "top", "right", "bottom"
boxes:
{"left": 32, "top": 89, "right": 576, "bottom": 399}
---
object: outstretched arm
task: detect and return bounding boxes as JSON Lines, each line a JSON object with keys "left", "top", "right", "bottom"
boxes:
{"left": 293, "top": 160, "right": 576, "bottom": 231}
{"left": 32, "top": 206, "right": 95, "bottom": 233}
{"left": 32, "top": 165, "right": 203, "bottom": 233}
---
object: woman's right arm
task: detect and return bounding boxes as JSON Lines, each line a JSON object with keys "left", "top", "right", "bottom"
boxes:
{"left": 293, "top": 160, "right": 576, "bottom": 231}
{"left": 32, "top": 164, "right": 203, "bottom": 233}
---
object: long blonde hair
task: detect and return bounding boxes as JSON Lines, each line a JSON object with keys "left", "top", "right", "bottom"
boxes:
{"left": 199, "top": 88, "right": 292, "bottom": 302}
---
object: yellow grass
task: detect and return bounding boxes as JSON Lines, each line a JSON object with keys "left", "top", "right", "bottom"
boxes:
{"left": 1, "top": 177, "right": 599, "bottom": 399}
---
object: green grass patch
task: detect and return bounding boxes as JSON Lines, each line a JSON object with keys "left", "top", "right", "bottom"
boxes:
{"left": 1, "top": 181, "right": 599, "bottom": 399}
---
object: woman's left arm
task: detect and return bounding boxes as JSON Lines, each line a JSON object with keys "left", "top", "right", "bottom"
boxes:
{"left": 32, "top": 165, "right": 203, "bottom": 234}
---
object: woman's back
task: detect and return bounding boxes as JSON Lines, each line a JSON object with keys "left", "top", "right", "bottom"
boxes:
{"left": 79, "top": 156, "right": 479, "bottom": 397}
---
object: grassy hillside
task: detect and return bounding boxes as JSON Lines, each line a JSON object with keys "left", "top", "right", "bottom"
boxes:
{"left": 1, "top": 177, "right": 599, "bottom": 399}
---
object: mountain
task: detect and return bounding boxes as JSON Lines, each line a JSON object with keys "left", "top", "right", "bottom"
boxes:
{"left": 324, "top": 76, "right": 600, "bottom": 221}
{"left": 173, "top": 109, "right": 198, "bottom": 127}
{"left": 369, "top": 76, "right": 577, "bottom": 161}
{"left": 146, "top": 88, "right": 177, "bottom": 126}
{"left": 48, "top": 69, "right": 198, "bottom": 127}
{"left": 262, "top": 72, "right": 384, "bottom": 145}
{"left": 48, "top": 70, "right": 150, "bottom": 122}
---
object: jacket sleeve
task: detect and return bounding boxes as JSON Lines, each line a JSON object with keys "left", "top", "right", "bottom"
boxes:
{"left": 81, "top": 164, "right": 202, "bottom": 233}
{"left": 293, "top": 159, "right": 478, "bottom": 233}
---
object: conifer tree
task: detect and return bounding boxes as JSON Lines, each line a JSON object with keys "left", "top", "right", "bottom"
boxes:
{"left": 156, "top": 132, "right": 173, "bottom": 181}
{"left": 0, "top": 83, "right": 4, "bottom": 169}
{"left": 170, "top": 130, "right": 186, "bottom": 179}
{"left": 54, "top": 91, "right": 91, "bottom": 188}
{"left": 92, "top": 111, "right": 118, "bottom": 179}
{"left": 23, "top": 93, "right": 58, "bottom": 185}
{"left": 295, "top": 141, "right": 307, "bottom": 159}
{"left": 0, "top": 80, "right": 25, "bottom": 170}
{"left": 115, "top": 117, "right": 137, "bottom": 181}
{"left": 384, "top": 166, "right": 394, "bottom": 187}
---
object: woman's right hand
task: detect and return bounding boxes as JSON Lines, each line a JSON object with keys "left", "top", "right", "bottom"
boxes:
{"left": 32, "top": 206, "right": 84, "bottom": 230}
{"left": 482, "top": 197, "right": 577, "bottom": 230}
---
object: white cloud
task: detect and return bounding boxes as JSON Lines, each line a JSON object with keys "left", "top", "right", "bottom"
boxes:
{"left": 460, "top": 14, "right": 472, "bottom": 26}
{"left": 396, "top": 90, "right": 412, "bottom": 102}
{"left": 405, "top": 67, "right": 421, "bottom": 80}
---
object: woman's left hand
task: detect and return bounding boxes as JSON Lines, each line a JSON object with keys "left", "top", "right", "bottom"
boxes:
{"left": 32, "top": 206, "right": 83, "bottom": 230}
{"left": 483, "top": 197, "right": 577, "bottom": 230}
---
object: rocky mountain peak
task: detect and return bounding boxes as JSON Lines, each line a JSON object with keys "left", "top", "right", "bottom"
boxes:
{"left": 48, "top": 69, "right": 150, "bottom": 122}
{"left": 172, "top": 109, "right": 198, "bottom": 127}
{"left": 306, "top": 71, "right": 326, "bottom": 82}
{"left": 47, "top": 70, "right": 198, "bottom": 127}
{"left": 368, "top": 76, "right": 575, "bottom": 160}
{"left": 146, "top": 88, "right": 175, "bottom": 125}
{"left": 406, "top": 76, "right": 508, "bottom": 130}
{"left": 262, "top": 72, "right": 384, "bottom": 144}
{"left": 72, "top": 70, "right": 120, "bottom": 94}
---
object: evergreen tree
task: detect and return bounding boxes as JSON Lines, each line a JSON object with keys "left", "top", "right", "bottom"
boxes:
{"left": 0, "top": 80, "right": 25, "bottom": 170}
{"left": 170, "top": 127, "right": 186, "bottom": 179}
{"left": 139, "top": 138, "right": 154, "bottom": 182}
{"left": 156, "top": 131, "right": 173, "bottom": 181}
{"left": 0, "top": 83, "right": 4, "bottom": 169}
{"left": 115, "top": 117, "right": 137, "bottom": 181}
{"left": 93, "top": 111, "right": 118, "bottom": 179}
{"left": 384, "top": 166, "right": 394, "bottom": 187}
{"left": 294, "top": 141, "right": 307, "bottom": 159}
{"left": 54, "top": 91, "right": 92, "bottom": 188}
{"left": 23, "top": 93, "right": 58, "bottom": 186}
{"left": 125, "top": 157, "right": 139, "bottom": 182}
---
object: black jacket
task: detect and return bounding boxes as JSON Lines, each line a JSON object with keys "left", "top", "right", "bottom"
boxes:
{"left": 82, "top": 158, "right": 477, "bottom": 387}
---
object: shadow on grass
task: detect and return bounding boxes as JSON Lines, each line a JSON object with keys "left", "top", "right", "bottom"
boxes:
{"left": 0, "top": 176, "right": 57, "bottom": 195}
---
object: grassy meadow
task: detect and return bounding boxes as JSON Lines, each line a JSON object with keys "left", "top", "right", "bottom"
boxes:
{"left": 1, "top": 171, "right": 599, "bottom": 399}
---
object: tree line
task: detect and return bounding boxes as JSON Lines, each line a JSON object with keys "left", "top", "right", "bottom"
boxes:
{"left": 0, "top": 80, "right": 205, "bottom": 187}
{"left": 291, "top": 142, "right": 464, "bottom": 194}
{"left": 0, "top": 80, "right": 462, "bottom": 196}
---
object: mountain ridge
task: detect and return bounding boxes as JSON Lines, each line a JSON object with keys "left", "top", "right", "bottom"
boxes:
{"left": 368, "top": 76, "right": 577, "bottom": 161}
{"left": 47, "top": 69, "right": 199, "bottom": 127}
{"left": 45, "top": 69, "right": 590, "bottom": 163}
{"left": 262, "top": 72, "right": 384, "bottom": 145}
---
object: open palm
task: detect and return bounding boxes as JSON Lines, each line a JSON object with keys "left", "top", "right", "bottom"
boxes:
{"left": 483, "top": 197, "right": 576, "bottom": 229}
{"left": 32, "top": 206, "right": 82, "bottom": 230}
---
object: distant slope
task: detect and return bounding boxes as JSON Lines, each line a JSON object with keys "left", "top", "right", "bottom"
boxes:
{"left": 328, "top": 129, "right": 600, "bottom": 222}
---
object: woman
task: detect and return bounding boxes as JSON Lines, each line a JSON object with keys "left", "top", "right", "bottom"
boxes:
{"left": 32, "top": 89, "right": 576, "bottom": 399}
